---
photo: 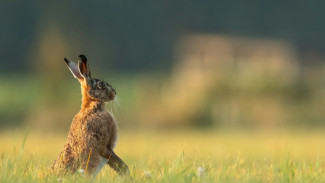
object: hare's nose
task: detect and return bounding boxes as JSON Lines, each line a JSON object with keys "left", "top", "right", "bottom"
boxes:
{"left": 112, "top": 89, "right": 116, "bottom": 95}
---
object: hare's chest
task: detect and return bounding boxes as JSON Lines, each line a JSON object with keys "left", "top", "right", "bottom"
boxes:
{"left": 97, "top": 111, "right": 116, "bottom": 130}
{"left": 84, "top": 111, "right": 115, "bottom": 132}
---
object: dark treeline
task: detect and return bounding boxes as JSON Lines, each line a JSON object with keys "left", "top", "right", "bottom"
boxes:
{"left": 1, "top": 1, "right": 325, "bottom": 73}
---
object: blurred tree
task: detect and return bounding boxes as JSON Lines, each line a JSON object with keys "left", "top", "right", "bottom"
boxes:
{"left": 1, "top": 1, "right": 325, "bottom": 73}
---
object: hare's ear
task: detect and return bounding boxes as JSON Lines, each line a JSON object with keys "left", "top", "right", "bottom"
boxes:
{"left": 64, "top": 58, "right": 83, "bottom": 80}
{"left": 78, "top": 55, "right": 91, "bottom": 79}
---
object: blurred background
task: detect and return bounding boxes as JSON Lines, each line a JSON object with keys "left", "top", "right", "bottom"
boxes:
{"left": 1, "top": 1, "right": 325, "bottom": 132}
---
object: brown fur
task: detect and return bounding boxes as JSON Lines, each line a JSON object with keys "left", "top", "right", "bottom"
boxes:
{"left": 50, "top": 55, "right": 129, "bottom": 176}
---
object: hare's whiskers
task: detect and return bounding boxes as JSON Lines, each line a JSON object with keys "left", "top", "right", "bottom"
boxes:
{"left": 112, "top": 96, "right": 121, "bottom": 120}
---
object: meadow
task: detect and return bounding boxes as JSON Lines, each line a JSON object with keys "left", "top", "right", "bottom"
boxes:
{"left": 1, "top": 129, "right": 325, "bottom": 183}
{"left": 0, "top": 55, "right": 325, "bottom": 183}
{"left": 2, "top": 2, "right": 325, "bottom": 182}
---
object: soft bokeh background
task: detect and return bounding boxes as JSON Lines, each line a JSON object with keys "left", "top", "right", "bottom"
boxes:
{"left": 1, "top": 1, "right": 324, "bottom": 132}
{"left": 2, "top": 1, "right": 325, "bottom": 182}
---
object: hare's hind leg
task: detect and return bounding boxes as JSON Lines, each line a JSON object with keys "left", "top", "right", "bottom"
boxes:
{"left": 105, "top": 150, "right": 129, "bottom": 175}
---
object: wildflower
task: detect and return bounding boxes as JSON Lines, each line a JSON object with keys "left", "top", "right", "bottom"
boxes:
{"left": 197, "top": 167, "right": 205, "bottom": 177}
{"left": 78, "top": 169, "right": 85, "bottom": 174}
{"left": 144, "top": 170, "right": 152, "bottom": 179}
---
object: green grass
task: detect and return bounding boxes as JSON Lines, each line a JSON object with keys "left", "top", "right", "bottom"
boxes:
{"left": 1, "top": 130, "right": 325, "bottom": 182}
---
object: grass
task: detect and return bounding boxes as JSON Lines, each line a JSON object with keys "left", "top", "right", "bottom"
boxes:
{"left": 1, "top": 129, "right": 325, "bottom": 182}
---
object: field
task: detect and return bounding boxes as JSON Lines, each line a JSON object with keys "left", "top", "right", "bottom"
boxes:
{"left": 1, "top": 70, "right": 324, "bottom": 183}
{"left": 1, "top": 129, "right": 325, "bottom": 183}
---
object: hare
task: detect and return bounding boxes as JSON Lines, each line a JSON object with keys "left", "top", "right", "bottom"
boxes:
{"left": 50, "top": 55, "right": 129, "bottom": 177}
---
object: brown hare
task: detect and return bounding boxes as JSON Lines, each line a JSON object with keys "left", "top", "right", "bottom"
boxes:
{"left": 50, "top": 55, "right": 129, "bottom": 177}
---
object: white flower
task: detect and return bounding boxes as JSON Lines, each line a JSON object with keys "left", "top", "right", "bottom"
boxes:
{"left": 197, "top": 167, "right": 205, "bottom": 177}
{"left": 144, "top": 170, "right": 152, "bottom": 179}
{"left": 78, "top": 169, "right": 85, "bottom": 174}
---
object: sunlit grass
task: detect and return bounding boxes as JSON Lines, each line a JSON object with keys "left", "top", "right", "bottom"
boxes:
{"left": 1, "top": 130, "right": 325, "bottom": 182}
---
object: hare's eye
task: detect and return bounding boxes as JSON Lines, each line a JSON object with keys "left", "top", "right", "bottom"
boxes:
{"left": 98, "top": 81, "right": 106, "bottom": 89}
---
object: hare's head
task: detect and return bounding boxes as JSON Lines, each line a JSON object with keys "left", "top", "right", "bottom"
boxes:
{"left": 64, "top": 55, "right": 116, "bottom": 103}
